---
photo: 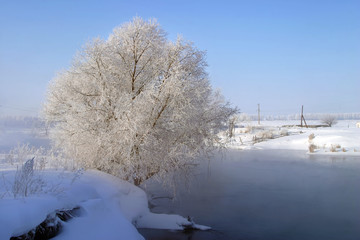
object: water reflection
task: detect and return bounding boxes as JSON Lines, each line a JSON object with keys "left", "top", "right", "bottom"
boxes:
{"left": 141, "top": 150, "right": 360, "bottom": 240}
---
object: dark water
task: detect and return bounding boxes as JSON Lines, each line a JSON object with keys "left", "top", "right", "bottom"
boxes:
{"left": 139, "top": 150, "right": 360, "bottom": 240}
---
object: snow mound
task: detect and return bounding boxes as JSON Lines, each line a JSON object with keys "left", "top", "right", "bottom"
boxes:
{"left": 0, "top": 169, "right": 210, "bottom": 240}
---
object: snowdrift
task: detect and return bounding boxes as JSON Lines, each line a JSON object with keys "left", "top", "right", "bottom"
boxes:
{"left": 0, "top": 169, "right": 209, "bottom": 240}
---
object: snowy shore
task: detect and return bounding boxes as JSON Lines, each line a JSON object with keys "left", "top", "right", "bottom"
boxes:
{"left": 221, "top": 120, "right": 360, "bottom": 156}
{"left": 0, "top": 169, "right": 209, "bottom": 240}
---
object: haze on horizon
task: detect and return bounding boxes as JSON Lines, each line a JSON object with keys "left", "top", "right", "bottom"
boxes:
{"left": 0, "top": 0, "right": 359, "bottom": 117}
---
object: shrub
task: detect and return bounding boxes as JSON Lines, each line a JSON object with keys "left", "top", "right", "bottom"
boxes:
{"left": 12, "top": 158, "right": 46, "bottom": 198}
{"left": 6, "top": 144, "right": 44, "bottom": 167}
{"left": 252, "top": 130, "right": 274, "bottom": 143}
{"left": 308, "top": 144, "right": 317, "bottom": 153}
{"left": 330, "top": 145, "right": 337, "bottom": 152}
{"left": 321, "top": 115, "right": 338, "bottom": 127}
{"left": 308, "top": 133, "right": 315, "bottom": 142}
{"left": 3, "top": 144, "right": 78, "bottom": 198}
{"left": 280, "top": 129, "right": 289, "bottom": 136}
{"left": 244, "top": 125, "right": 253, "bottom": 133}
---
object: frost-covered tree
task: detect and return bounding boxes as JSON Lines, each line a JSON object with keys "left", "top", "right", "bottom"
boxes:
{"left": 43, "top": 18, "right": 236, "bottom": 185}
{"left": 321, "top": 115, "right": 338, "bottom": 127}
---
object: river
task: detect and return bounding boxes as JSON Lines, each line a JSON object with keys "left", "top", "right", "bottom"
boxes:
{"left": 139, "top": 149, "right": 360, "bottom": 240}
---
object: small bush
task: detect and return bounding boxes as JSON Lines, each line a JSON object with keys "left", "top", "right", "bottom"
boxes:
{"left": 259, "top": 130, "right": 274, "bottom": 139}
{"left": 244, "top": 126, "right": 253, "bottom": 133}
{"left": 308, "top": 144, "right": 317, "bottom": 153}
{"left": 6, "top": 144, "right": 42, "bottom": 166}
{"left": 308, "top": 133, "right": 315, "bottom": 142}
{"left": 253, "top": 130, "right": 274, "bottom": 143}
{"left": 7, "top": 144, "right": 75, "bottom": 171}
{"left": 280, "top": 129, "right": 289, "bottom": 136}
{"left": 12, "top": 158, "right": 46, "bottom": 198}
{"left": 321, "top": 115, "right": 338, "bottom": 127}
{"left": 342, "top": 148, "right": 347, "bottom": 152}
{"left": 3, "top": 144, "right": 78, "bottom": 198}
{"left": 330, "top": 145, "right": 337, "bottom": 152}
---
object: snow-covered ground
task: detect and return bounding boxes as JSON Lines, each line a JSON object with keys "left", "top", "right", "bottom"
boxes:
{"left": 0, "top": 167, "right": 209, "bottom": 240}
{"left": 221, "top": 120, "right": 360, "bottom": 155}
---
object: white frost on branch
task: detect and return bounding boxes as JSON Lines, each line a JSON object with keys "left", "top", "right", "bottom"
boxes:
{"left": 43, "top": 17, "right": 237, "bottom": 185}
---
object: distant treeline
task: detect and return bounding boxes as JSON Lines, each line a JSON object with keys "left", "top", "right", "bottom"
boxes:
{"left": 0, "top": 116, "right": 44, "bottom": 128}
{"left": 0, "top": 113, "right": 359, "bottom": 128}
{"left": 238, "top": 113, "right": 360, "bottom": 121}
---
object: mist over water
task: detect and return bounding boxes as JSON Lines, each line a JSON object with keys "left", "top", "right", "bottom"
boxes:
{"left": 140, "top": 150, "right": 360, "bottom": 240}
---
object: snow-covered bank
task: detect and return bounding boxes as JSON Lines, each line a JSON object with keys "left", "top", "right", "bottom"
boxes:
{"left": 222, "top": 120, "right": 360, "bottom": 156}
{"left": 0, "top": 169, "right": 209, "bottom": 240}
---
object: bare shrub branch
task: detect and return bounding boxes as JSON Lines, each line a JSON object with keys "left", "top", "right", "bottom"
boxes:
{"left": 321, "top": 115, "right": 338, "bottom": 127}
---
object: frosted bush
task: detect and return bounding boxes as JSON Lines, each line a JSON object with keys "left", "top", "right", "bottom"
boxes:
{"left": 5, "top": 144, "right": 74, "bottom": 171}
{"left": 308, "top": 144, "right": 317, "bottom": 153}
{"left": 308, "top": 133, "right": 315, "bottom": 142}
{"left": 280, "top": 129, "right": 289, "bottom": 136}
{"left": 12, "top": 158, "right": 46, "bottom": 198}
{"left": 321, "top": 115, "right": 338, "bottom": 127}
{"left": 244, "top": 126, "right": 253, "bottom": 133}
{"left": 3, "top": 144, "right": 79, "bottom": 198}
{"left": 5, "top": 144, "right": 45, "bottom": 166}
{"left": 258, "top": 131, "right": 274, "bottom": 140}
{"left": 237, "top": 113, "right": 251, "bottom": 122}
{"left": 330, "top": 145, "right": 337, "bottom": 152}
{"left": 252, "top": 130, "right": 274, "bottom": 143}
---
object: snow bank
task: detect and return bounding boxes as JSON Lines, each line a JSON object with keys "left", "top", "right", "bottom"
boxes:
{"left": 0, "top": 169, "right": 209, "bottom": 240}
{"left": 0, "top": 197, "right": 63, "bottom": 238}
{"left": 222, "top": 120, "right": 360, "bottom": 155}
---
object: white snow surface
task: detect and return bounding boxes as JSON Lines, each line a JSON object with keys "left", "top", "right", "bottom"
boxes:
{"left": 0, "top": 169, "right": 209, "bottom": 240}
{"left": 222, "top": 120, "right": 360, "bottom": 155}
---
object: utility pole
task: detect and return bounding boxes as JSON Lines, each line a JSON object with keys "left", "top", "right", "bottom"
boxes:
{"left": 257, "top": 104, "right": 260, "bottom": 125}
{"left": 301, "top": 105, "right": 304, "bottom": 127}
{"left": 300, "top": 105, "right": 308, "bottom": 128}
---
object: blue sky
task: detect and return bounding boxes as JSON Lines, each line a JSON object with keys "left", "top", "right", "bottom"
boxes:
{"left": 0, "top": 0, "right": 359, "bottom": 116}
